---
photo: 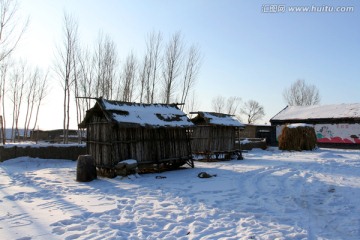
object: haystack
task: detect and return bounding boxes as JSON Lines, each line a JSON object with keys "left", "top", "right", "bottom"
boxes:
{"left": 278, "top": 124, "right": 317, "bottom": 151}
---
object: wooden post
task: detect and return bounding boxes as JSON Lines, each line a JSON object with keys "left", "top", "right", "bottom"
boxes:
{"left": 0, "top": 116, "right": 4, "bottom": 145}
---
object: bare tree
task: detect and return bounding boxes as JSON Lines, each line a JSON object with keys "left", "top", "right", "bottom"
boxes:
{"left": 1, "top": 61, "right": 48, "bottom": 142}
{"left": 226, "top": 96, "right": 241, "bottom": 115}
{"left": 21, "top": 67, "right": 49, "bottom": 139}
{"left": 283, "top": 79, "right": 320, "bottom": 106}
{"left": 184, "top": 90, "right": 201, "bottom": 119}
{"left": 212, "top": 95, "right": 241, "bottom": 115}
{"left": 0, "top": 59, "right": 8, "bottom": 142}
{"left": 73, "top": 50, "right": 88, "bottom": 143}
{"left": 146, "top": 31, "right": 162, "bottom": 103}
{"left": 9, "top": 61, "right": 26, "bottom": 141}
{"left": 179, "top": 44, "right": 202, "bottom": 110}
{"left": 137, "top": 31, "right": 162, "bottom": 103}
{"left": 53, "top": 13, "right": 78, "bottom": 144}
{"left": 120, "top": 52, "right": 137, "bottom": 102}
{"left": 31, "top": 70, "right": 49, "bottom": 132}
{"left": 212, "top": 95, "right": 226, "bottom": 113}
{"left": 76, "top": 47, "right": 94, "bottom": 114}
{"left": 162, "top": 32, "right": 183, "bottom": 104}
{"left": 23, "top": 68, "right": 38, "bottom": 139}
{"left": 137, "top": 30, "right": 203, "bottom": 105}
{"left": 0, "top": 0, "right": 28, "bottom": 143}
{"left": 0, "top": 0, "right": 28, "bottom": 62}
{"left": 92, "top": 32, "right": 118, "bottom": 99}
{"left": 138, "top": 54, "right": 148, "bottom": 103}
{"left": 81, "top": 48, "right": 94, "bottom": 109}
{"left": 241, "top": 99, "right": 265, "bottom": 124}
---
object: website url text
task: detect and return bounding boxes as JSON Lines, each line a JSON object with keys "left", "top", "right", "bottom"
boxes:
{"left": 262, "top": 5, "right": 354, "bottom": 13}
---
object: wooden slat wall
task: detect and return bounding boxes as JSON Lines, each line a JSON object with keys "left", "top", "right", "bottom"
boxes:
{"left": 191, "top": 126, "right": 236, "bottom": 152}
{"left": 86, "top": 114, "right": 192, "bottom": 167}
{"left": 86, "top": 116, "right": 113, "bottom": 167}
{"left": 112, "top": 127, "right": 191, "bottom": 164}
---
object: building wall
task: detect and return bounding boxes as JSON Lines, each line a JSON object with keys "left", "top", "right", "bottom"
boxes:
{"left": 86, "top": 122, "right": 114, "bottom": 167}
{"left": 275, "top": 123, "right": 360, "bottom": 145}
{"left": 191, "top": 126, "right": 236, "bottom": 152}
{"left": 239, "top": 125, "right": 276, "bottom": 146}
{"left": 86, "top": 121, "right": 192, "bottom": 167}
{"left": 239, "top": 125, "right": 256, "bottom": 138}
{"left": 112, "top": 127, "right": 191, "bottom": 164}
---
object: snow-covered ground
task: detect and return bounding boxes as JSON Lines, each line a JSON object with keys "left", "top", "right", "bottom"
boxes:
{"left": 1, "top": 148, "right": 360, "bottom": 239}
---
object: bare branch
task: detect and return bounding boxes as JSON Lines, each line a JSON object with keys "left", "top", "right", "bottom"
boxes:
{"left": 283, "top": 79, "right": 321, "bottom": 106}
{"left": 137, "top": 31, "right": 163, "bottom": 103}
{"left": 0, "top": 0, "right": 29, "bottom": 62}
{"left": 162, "top": 31, "right": 183, "bottom": 104}
{"left": 120, "top": 51, "right": 137, "bottom": 102}
{"left": 226, "top": 96, "right": 242, "bottom": 115}
{"left": 179, "top": 44, "right": 202, "bottom": 110}
{"left": 53, "top": 12, "right": 79, "bottom": 143}
{"left": 212, "top": 95, "right": 226, "bottom": 113}
{"left": 92, "top": 31, "right": 118, "bottom": 99}
{"left": 241, "top": 99, "right": 265, "bottom": 124}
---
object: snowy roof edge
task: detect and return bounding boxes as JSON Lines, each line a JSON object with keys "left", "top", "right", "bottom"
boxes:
{"left": 80, "top": 98, "right": 194, "bottom": 128}
{"left": 270, "top": 103, "right": 360, "bottom": 123}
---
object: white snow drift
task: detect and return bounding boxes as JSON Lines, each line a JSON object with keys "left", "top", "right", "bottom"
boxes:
{"left": 1, "top": 148, "right": 360, "bottom": 239}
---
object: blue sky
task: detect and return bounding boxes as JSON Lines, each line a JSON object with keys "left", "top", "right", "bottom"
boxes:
{"left": 14, "top": 0, "right": 360, "bottom": 129}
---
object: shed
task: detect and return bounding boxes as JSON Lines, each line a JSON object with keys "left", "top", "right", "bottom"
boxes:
{"left": 79, "top": 98, "right": 194, "bottom": 176}
{"left": 190, "top": 111, "right": 245, "bottom": 159}
{"left": 239, "top": 124, "right": 276, "bottom": 146}
{"left": 270, "top": 104, "right": 360, "bottom": 148}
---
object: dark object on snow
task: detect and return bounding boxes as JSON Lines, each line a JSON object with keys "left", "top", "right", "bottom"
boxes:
{"left": 155, "top": 176, "right": 167, "bottom": 179}
{"left": 76, "top": 155, "right": 97, "bottom": 182}
{"left": 115, "top": 160, "right": 138, "bottom": 176}
{"left": 278, "top": 125, "right": 317, "bottom": 151}
{"left": 197, "top": 172, "right": 217, "bottom": 178}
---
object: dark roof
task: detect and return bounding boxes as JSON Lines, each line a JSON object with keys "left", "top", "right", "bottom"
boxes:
{"left": 79, "top": 98, "right": 194, "bottom": 128}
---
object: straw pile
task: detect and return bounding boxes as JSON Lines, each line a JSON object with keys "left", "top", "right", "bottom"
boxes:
{"left": 278, "top": 125, "right": 317, "bottom": 151}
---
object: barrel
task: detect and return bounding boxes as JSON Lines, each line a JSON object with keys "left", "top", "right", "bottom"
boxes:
{"left": 76, "top": 155, "right": 97, "bottom": 182}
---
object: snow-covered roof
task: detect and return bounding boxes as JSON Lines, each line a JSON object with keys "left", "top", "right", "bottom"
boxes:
{"left": 191, "top": 111, "right": 245, "bottom": 127}
{"left": 80, "top": 98, "right": 194, "bottom": 128}
{"left": 271, "top": 104, "right": 360, "bottom": 122}
{"left": 287, "top": 123, "right": 314, "bottom": 128}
